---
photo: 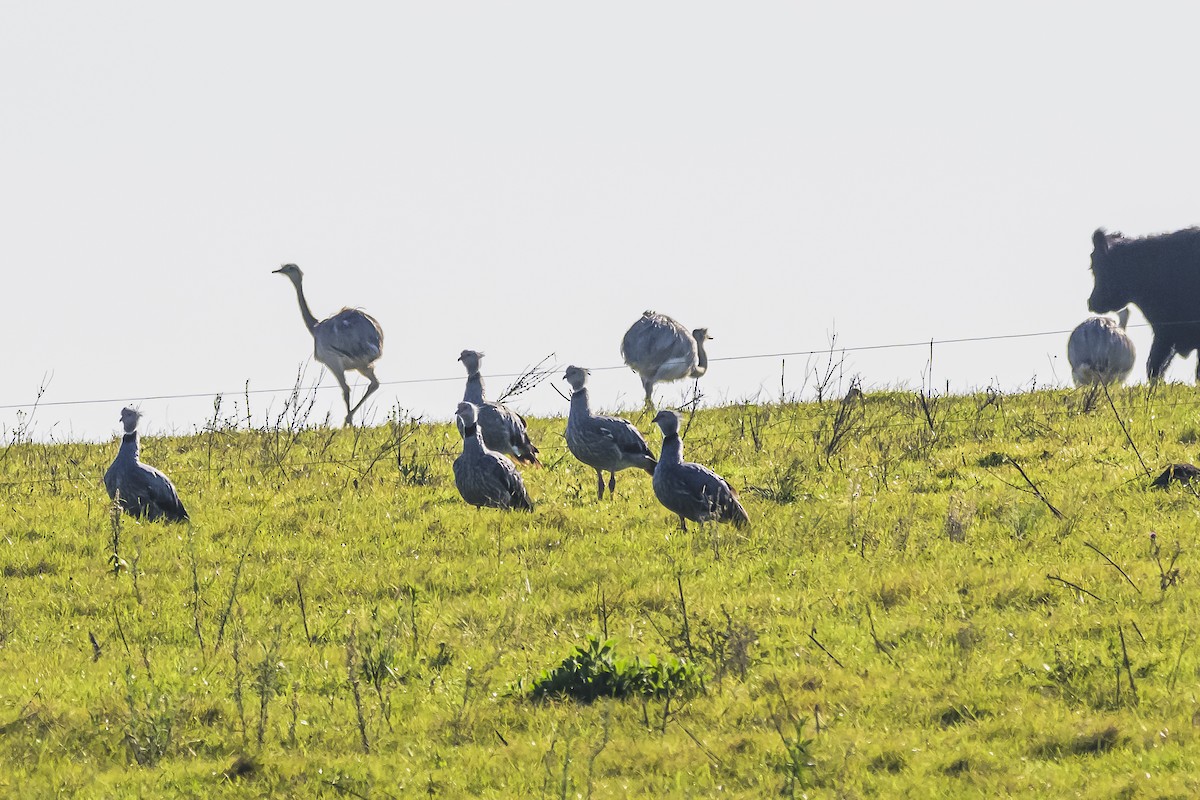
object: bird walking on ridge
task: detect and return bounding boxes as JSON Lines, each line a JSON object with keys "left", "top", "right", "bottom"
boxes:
{"left": 651, "top": 409, "right": 748, "bottom": 531}
{"left": 1067, "top": 308, "right": 1135, "bottom": 387}
{"left": 103, "top": 407, "right": 189, "bottom": 523}
{"left": 620, "top": 310, "right": 711, "bottom": 408}
{"left": 564, "top": 365, "right": 657, "bottom": 500}
{"left": 453, "top": 402, "right": 534, "bottom": 511}
{"left": 457, "top": 350, "right": 540, "bottom": 466}
{"left": 273, "top": 263, "right": 384, "bottom": 426}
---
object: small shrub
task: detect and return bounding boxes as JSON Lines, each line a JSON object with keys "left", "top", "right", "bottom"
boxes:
{"left": 1034, "top": 725, "right": 1122, "bottom": 758}
{"left": 770, "top": 716, "right": 815, "bottom": 796}
{"left": 868, "top": 750, "right": 906, "bottom": 773}
{"left": 937, "top": 704, "right": 989, "bottom": 728}
{"left": 748, "top": 458, "right": 805, "bottom": 504}
{"left": 977, "top": 451, "right": 1007, "bottom": 468}
{"left": 122, "top": 669, "right": 173, "bottom": 767}
{"left": 527, "top": 637, "right": 703, "bottom": 703}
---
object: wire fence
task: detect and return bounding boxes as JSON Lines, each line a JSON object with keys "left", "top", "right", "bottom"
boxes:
{"left": 3, "top": 314, "right": 1193, "bottom": 493}
{"left": 0, "top": 321, "right": 1113, "bottom": 413}
{"left": 2, "top": 375, "right": 1188, "bottom": 491}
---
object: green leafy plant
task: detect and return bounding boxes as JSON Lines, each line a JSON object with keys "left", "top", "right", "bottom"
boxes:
{"left": 527, "top": 637, "right": 703, "bottom": 703}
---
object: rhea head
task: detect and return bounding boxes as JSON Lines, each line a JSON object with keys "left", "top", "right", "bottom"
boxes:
{"left": 272, "top": 263, "right": 303, "bottom": 283}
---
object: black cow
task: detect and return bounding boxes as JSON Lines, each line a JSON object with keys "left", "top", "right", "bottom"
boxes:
{"left": 1088, "top": 227, "right": 1200, "bottom": 381}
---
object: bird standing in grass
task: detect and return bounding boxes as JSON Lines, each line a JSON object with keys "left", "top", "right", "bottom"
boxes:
{"left": 103, "top": 407, "right": 189, "bottom": 523}
{"left": 620, "top": 311, "right": 711, "bottom": 408}
{"left": 273, "top": 263, "right": 384, "bottom": 426}
{"left": 453, "top": 401, "right": 534, "bottom": 511}
{"left": 457, "top": 349, "right": 540, "bottom": 466}
{"left": 564, "top": 365, "right": 657, "bottom": 500}
{"left": 651, "top": 409, "right": 748, "bottom": 531}
{"left": 1067, "top": 308, "right": 1135, "bottom": 387}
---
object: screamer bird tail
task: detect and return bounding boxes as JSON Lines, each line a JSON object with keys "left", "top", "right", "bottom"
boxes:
{"left": 517, "top": 451, "right": 543, "bottom": 468}
{"left": 723, "top": 495, "right": 750, "bottom": 529}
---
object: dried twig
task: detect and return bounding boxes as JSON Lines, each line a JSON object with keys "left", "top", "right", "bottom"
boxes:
{"left": 1008, "top": 457, "right": 1064, "bottom": 519}
{"left": 495, "top": 353, "right": 557, "bottom": 404}
{"left": 1046, "top": 573, "right": 1103, "bottom": 602}
{"left": 1118, "top": 624, "right": 1139, "bottom": 706}
{"left": 807, "top": 628, "right": 845, "bottom": 669}
{"left": 1083, "top": 541, "right": 1141, "bottom": 594}
{"left": 296, "top": 577, "right": 313, "bottom": 644}
{"left": 865, "top": 605, "right": 896, "bottom": 663}
{"left": 346, "top": 625, "right": 370, "bottom": 754}
{"left": 1102, "top": 383, "right": 1151, "bottom": 479}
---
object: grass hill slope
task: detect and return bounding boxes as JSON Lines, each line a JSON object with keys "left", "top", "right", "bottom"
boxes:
{"left": 1, "top": 385, "right": 1198, "bottom": 797}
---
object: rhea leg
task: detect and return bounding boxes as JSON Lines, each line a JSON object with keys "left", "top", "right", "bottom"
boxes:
{"left": 348, "top": 365, "right": 381, "bottom": 421}
{"left": 642, "top": 378, "right": 655, "bottom": 410}
{"left": 1147, "top": 337, "right": 1177, "bottom": 383}
{"left": 332, "top": 370, "right": 354, "bottom": 425}
{"left": 608, "top": 472, "right": 617, "bottom": 498}
{"left": 595, "top": 469, "right": 605, "bottom": 500}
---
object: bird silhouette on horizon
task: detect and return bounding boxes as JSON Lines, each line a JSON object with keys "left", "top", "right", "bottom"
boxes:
{"left": 273, "top": 263, "right": 384, "bottom": 426}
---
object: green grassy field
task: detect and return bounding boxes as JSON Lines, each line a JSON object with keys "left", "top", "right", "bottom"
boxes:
{"left": 2, "top": 383, "right": 1199, "bottom": 798}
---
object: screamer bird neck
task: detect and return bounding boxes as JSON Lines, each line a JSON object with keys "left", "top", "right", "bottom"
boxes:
{"left": 659, "top": 434, "right": 683, "bottom": 465}
{"left": 464, "top": 372, "right": 486, "bottom": 404}
{"left": 568, "top": 388, "right": 591, "bottom": 420}
{"left": 117, "top": 430, "right": 141, "bottom": 462}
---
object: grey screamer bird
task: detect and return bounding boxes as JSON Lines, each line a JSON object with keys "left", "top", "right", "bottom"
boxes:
{"left": 103, "top": 407, "right": 189, "bottom": 523}
{"left": 457, "top": 350, "right": 540, "bottom": 465}
{"left": 651, "top": 409, "right": 748, "bottom": 531}
{"left": 620, "top": 310, "right": 711, "bottom": 408}
{"left": 564, "top": 365, "right": 657, "bottom": 500}
{"left": 453, "top": 401, "right": 534, "bottom": 511}
{"left": 273, "top": 263, "right": 384, "bottom": 426}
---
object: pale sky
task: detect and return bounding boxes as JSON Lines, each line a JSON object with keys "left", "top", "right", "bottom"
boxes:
{"left": 4, "top": 2, "right": 1200, "bottom": 442}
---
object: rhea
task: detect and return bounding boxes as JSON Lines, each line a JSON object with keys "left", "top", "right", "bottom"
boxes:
{"left": 620, "top": 311, "right": 711, "bottom": 408}
{"left": 651, "top": 409, "right": 749, "bottom": 531}
{"left": 564, "top": 365, "right": 657, "bottom": 500}
{"left": 1067, "top": 308, "right": 1136, "bottom": 387}
{"left": 457, "top": 349, "right": 540, "bottom": 466}
{"left": 453, "top": 401, "right": 534, "bottom": 511}
{"left": 103, "top": 407, "right": 189, "bottom": 523}
{"left": 273, "top": 263, "right": 384, "bottom": 426}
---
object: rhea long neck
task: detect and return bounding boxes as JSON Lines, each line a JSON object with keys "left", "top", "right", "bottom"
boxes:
{"left": 691, "top": 338, "right": 709, "bottom": 378}
{"left": 287, "top": 275, "right": 320, "bottom": 332}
